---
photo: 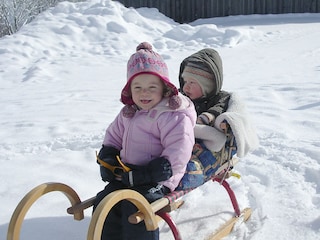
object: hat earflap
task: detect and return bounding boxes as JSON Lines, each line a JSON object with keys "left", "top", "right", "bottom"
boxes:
{"left": 168, "top": 95, "right": 182, "bottom": 109}
{"left": 122, "top": 104, "right": 138, "bottom": 118}
{"left": 164, "top": 85, "right": 181, "bottom": 109}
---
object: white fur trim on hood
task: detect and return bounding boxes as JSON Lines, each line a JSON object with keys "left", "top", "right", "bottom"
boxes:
{"left": 214, "top": 92, "right": 259, "bottom": 157}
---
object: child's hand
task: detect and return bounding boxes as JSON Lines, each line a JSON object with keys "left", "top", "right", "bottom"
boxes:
{"left": 96, "top": 145, "right": 122, "bottom": 182}
{"left": 121, "top": 157, "right": 172, "bottom": 187}
{"left": 196, "top": 116, "right": 206, "bottom": 124}
{"left": 98, "top": 157, "right": 124, "bottom": 182}
{"left": 197, "top": 112, "right": 215, "bottom": 125}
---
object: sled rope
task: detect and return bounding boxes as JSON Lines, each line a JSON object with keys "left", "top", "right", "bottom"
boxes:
{"left": 96, "top": 152, "right": 131, "bottom": 178}
{"left": 116, "top": 155, "right": 131, "bottom": 172}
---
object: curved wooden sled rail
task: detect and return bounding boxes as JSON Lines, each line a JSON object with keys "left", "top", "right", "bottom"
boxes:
{"left": 7, "top": 182, "right": 83, "bottom": 240}
{"left": 87, "top": 189, "right": 167, "bottom": 240}
{"left": 6, "top": 182, "right": 169, "bottom": 240}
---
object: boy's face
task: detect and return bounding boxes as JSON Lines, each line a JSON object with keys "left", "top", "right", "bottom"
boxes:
{"left": 182, "top": 76, "right": 203, "bottom": 100}
{"left": 131, "top": 74, "right": 164, "bottom": 110}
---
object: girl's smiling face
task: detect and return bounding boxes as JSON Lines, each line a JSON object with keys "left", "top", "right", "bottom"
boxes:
{"left": 131, "top": 74, "right": 164, "bottom": 110}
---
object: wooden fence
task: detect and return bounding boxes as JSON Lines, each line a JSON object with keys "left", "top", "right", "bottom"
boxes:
{"left": 113, "top": 0, "right": 320, "bottom": 23}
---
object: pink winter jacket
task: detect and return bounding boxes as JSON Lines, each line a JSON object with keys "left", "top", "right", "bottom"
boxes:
{"left": 103, "top": 93, "right": 196, "bottom": 191}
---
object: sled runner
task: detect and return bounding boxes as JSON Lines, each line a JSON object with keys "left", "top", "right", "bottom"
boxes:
{"left": 7, "top": 119, "right": 253, "bottom": 240}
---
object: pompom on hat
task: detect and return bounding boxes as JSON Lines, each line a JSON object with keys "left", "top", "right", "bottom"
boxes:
{"left": 121, "top": 42, "right": 179, "bottom": 108}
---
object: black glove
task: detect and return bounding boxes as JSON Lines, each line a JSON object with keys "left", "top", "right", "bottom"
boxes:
{"left": 121, "top": 157, "right": 172, "bottom": 187}
{"left": 99, "top": 158, "right": 117, "bottom": 182}
{"left": 97, "top": 145, "right": 119, "bottom": 159}
{"left": 97, "top": 145, "right": 122, "bottom": 182}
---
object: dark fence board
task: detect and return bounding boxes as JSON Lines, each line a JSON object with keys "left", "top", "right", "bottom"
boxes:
{"left": 114, "top": 0, "right": 320, "bottom": 23}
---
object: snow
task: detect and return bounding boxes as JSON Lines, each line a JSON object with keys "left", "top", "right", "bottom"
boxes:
{"left": 1, "top": 0, "right": 320, "bottom": 239}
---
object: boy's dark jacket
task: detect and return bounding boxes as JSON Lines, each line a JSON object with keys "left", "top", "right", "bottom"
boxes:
{"left": 179, "top": 48, "right": 230, "bottom": 118}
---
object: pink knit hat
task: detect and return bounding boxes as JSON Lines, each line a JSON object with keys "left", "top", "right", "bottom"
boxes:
{"left": 121, "top": 42, "right": 179, "bottom": 106}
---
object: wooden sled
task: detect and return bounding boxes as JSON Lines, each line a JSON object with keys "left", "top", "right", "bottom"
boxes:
{"left": 7, "top": 123, "right": 252, "bottom": 239}
{"left": 6, "top": 165, "right": 251, "bottom": 240}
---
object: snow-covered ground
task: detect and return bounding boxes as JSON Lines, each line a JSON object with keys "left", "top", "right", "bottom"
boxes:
{"left": 0, "top": 0, "right": 319, "bottom": 239}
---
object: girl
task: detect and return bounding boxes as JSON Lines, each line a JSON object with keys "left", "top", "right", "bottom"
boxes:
{"left": 93, "top": 42, "right": 196, "bottom": 240}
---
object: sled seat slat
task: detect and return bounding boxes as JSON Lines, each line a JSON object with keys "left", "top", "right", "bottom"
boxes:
{"left": 164, "top": 189, "right": 192, "bottom": 203}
